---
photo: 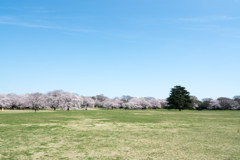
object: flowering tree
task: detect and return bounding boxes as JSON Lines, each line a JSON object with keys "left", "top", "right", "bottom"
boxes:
{"left": 71, "top": 95, "right": 83, "bottom": 110}
{"left": 190, "top": 96, "right": 202, "bottom": 110}
{"left": 217, "top": 97, "right": 240, "bottom": 110}
{"left": 159, "top": 99, "right": 168, "bottom": 109}
{"left": 0, "top": 94, "right": 11, "bottom": 109}
{"left": 127, "top": 98, "right": 143, "bottom": 109}
{"left": 126, "top": 98, "right": 151, "bottom": 109}
{"left": 208, "top": 99, "right": 221, "bottom": 110}
{"left": 82, "top": 97, "right": 95, "bottom": 110}
{"left": 95, "top": 99, "right": 103, "bottom": 108}
{"left": 149, "top": 99, "right": 161, "bottom": 109}
{"left": 103, "top": 98, "right": 122, "bottom": 109}
{"left": 44, "top": 90, "right": 64, "bottom": 110}
{"left": 26, "top": 93, "right": 44, "bottom": 112}
{"left": 60, "top": 92, "right": 80, "bottom": 111}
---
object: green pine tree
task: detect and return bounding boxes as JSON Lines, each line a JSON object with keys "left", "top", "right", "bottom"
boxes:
{"left": 167, "top": 86, "right": 193, "bottom": 111}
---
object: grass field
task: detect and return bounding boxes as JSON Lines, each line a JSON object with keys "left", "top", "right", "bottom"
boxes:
{"left": 0, "top": 109, "right": 240, "bottom": 160}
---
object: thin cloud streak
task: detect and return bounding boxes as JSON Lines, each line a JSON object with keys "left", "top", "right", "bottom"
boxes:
{"left": 0, "top": 16, "right": 140, "bottom": 39}
{"left": 178, "top": 16, "right": 240, "bottom": 22}
{"left": 0, "top": 17, "right": 98, "bottom": 33}
{"left": 0, "top": 7, "right": 61, "bottom": 13}
{"left": 0, "top": 16, "right": 152, "bottom": 40}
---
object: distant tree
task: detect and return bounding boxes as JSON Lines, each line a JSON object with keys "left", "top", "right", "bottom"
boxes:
{"left": 26, "top": 93, "right": 43, "bottom": 112}
{"left": 103, "top": 98, "right": 121, "bottom": 109}
{"left": 159, "top": 99, "right": 168, "bottom": 109}
{"left": 234, "top": 95, "right": 240, "bottom": 99}
{"left": 95, "top": 94, "right": 108, "bottom": 102}
{"left": 138, "top": 98, "right": 151, "bottom": 109}
{"left": 121, "top": 95, "right": 134, "bottom": 102}
{"left": 200, "top": 98, "right": 213, "bottom": 110}
{"left": 217, "top": 97, "right": 240, "bottom": 110}
{"left": 190, "top": 96, "right": 202, "bottom": 110}
{"left": 94, "top": 99, "right": 103, "bottom": 108}
{"left": 0, "top": 94, "right": 11, "bottom": 109}
{"left": 60, "top": 92, "right": 81, "bottom": 111}
{"left": 144, "top": 97, "right": 156, "bottom": 100}
{"left": 233, "top": 95, "right": 240, "bottom": 106}
{"left": 127, "top": 98, "right": 151, "bottom": 109}
{"left": 91, "top": 96, "right": 96, "bottom": 100}
{"left": 45, "top": 90, "right": 64, "bottom": 110}
{"left": 82, "top": 97, "right": 95, "bottom": 110}
{"left": 208, "top": 99, "right": 221, "bottom": 110}
{"left": 167, "top": 86, "right": 193, "bottom": 111}
{"left": 148, "top": 99, "right": 161, "bottom": 109}
{"left": 127, "top": 98, "right": 143, "bottom": 109}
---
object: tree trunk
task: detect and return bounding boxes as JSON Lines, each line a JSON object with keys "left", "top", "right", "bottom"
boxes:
{"left": 179, "top": 108, "right": 181, "bottom": 111}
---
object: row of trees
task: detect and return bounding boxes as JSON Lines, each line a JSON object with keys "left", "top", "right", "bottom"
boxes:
{"left": 196, "top": 97, "right": 240, "bottom": 110}
{"left": 0, "top": 88, "right": 239, "bottom": 111}
{"left": 167, "top": 86, "right": 240, "bottom": 111}
{"left": 0, "top": 91, "right": 168, "bottom": 110}
{"left": 0, "top": 91, "right": 94, "bottom": 111}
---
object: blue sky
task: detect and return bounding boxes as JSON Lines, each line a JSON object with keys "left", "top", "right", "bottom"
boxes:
{"left": 0, "top": 0, "right": 240, "bottom": 100}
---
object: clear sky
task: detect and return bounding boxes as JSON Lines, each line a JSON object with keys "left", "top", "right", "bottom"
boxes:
{"left": 0, "top": 0, "right": 240, "bottom": 100}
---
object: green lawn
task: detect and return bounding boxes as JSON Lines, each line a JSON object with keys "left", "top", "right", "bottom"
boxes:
{"left": 0, "top": 109, "right": 240, "bottom": 159}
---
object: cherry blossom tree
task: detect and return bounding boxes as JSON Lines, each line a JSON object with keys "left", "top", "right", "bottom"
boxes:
{"left": 127, "top": 98, "right": 151, "bottom": 109}
{"left": 45, "top": 90, "right": 64, "bottom": 110}
{"left": 0, "top": 94, "right": 11, "bottom": 109}
{"left": 82, "top": 97, "right": 95, "bottom": 110}
{"left": 159, "top": 99, "right": 168, "bottom": 109}
{"left": 149, "top": 99, "right": 161, "bottom": 109}
{"left": 60, "top": 92, "right": 80, "bottom": 111}
{"left": 127, "top": 98, "right": 142, "bottom": 109}
{"left": 190, "top": 96, "right": 202, "bottom": 110}
{"left": 95, "top": 99, "right": 103, "bottom": 108}
{"left": 71, "top": 95, "right": 83, "bottom": 110}
{"left": 208, "top": 99, "right": 221, "bottom": 110}
{"left": 103, "top": 98, "right": 122, "bottom": 109}
{"left": 7, "top": 94, "right": 27, "bottom": 109}
{"left": 26, "top": 93, "right": 44, "bottom": 112}
{"left": 217, "top": 97, "right": 240, "bottom": 110}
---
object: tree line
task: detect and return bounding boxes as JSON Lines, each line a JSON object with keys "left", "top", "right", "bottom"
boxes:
{"left": 0, "top": 88, "right": 239, "bottom": 111}
{"left": 167, "top": 86, "right": 240, "bottom": 111}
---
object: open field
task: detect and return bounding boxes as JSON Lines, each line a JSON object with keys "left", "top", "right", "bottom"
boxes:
{"left": 0, "top": 109, "right": 240, "bottom": 160}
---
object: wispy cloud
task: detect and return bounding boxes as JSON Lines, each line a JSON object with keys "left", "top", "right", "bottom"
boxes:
{"left": 0, "top": 16, "right": 140, "bottom": 39}
{"left": 0, "top": 16, "right": 15, "bottom": 20}
{"left": 34, "top": 10, "right": 60, "bottom": 13}
{"left": 0, "top": 7, "right": 61, "bottom": 13}
{"left": 0, "top": 16, "right": 98, "bottom": 33}
{"left": 178, "top": 16, "right": 240, "bottom": 22}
